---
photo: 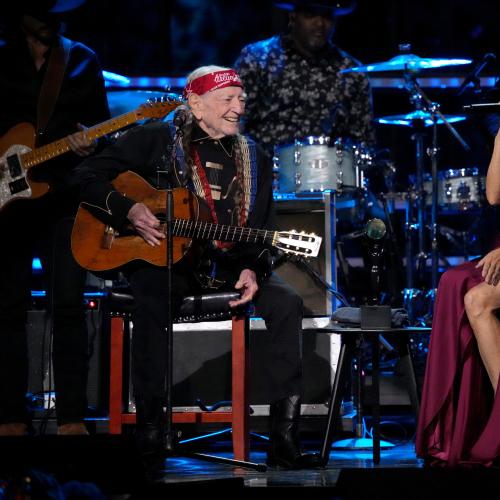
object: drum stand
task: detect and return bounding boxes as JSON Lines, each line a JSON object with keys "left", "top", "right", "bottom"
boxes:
{"left": 403, "top": 73, "right": 470, "bottom": 322}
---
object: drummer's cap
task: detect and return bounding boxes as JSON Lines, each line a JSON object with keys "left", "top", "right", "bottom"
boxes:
{"left": 184, "top": 66, "right": 244, "bottom": 99}
{"left": 274, "top": 0, "right": 356, "bottom": 16}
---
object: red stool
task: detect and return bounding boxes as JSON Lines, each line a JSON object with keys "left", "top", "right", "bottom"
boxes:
{"left": 107, "top": 291, "right": 251, "bottom": 461}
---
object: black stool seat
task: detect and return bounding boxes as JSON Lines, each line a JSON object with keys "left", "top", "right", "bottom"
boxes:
{"left": 107, "top": 290, "right": 246, "bottom": 322}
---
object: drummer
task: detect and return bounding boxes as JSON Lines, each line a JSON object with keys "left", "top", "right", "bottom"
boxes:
{"left": 234, "top": 0, "right": 375, "bottom": 155}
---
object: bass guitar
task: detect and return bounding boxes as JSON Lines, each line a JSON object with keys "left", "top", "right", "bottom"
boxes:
{"left": 0, "top": 95, "right": 183, "bottom": 212}
{"left": 71, "top": 171, "right": 322, "bottom": 271}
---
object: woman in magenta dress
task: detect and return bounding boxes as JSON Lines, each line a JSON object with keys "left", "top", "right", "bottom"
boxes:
{"left": 416, "top": 132, "right": 500, "bottom": 466}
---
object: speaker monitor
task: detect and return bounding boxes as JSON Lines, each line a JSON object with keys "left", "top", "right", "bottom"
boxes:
{"left": 27, "top": 309, "right": 108, "bottom": 413}
{"left": 274, "top": 195, "right": 336, "bottom": 316}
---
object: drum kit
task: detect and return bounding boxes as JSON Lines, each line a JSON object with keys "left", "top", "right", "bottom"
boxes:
{"left": 272, "top": 48, "right": 495, "bottom": 323}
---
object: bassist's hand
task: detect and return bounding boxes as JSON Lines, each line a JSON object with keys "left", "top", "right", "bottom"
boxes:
{"left": 127, "top": 203, "right": 165, "bottom": 246}
{"left": 67, "top": 123, "right": 97, "bottom": 157}
{"left": 229, "top": 269, "right": 258, "bottom": 307}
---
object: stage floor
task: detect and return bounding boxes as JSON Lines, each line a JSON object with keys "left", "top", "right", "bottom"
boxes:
{"left": 159, "top": 440, "right": 421, "bottom": 487}
{"left": 3, "top": 429, "right": 500, "bottom": 499}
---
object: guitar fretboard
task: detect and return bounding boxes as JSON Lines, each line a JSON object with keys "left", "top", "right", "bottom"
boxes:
{"left": 20, "top": 111, "right": 140, "bottom": 168}
{"left": 171, "top": 219, "right": 276, "bottom": 245}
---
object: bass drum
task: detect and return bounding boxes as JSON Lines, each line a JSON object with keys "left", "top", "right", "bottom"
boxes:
{"left": 437, "top": 168, "right": 486, "bottom": 212}
{"left": 410, "top": 167, "right": 486, "bottom": 213}
{"left": 273, "top": 136, "right": 365, "bottom": 193}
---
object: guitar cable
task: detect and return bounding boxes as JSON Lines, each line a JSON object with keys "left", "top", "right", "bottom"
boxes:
{"left": 279, "top": 253, "right": 351, "bottom": 308}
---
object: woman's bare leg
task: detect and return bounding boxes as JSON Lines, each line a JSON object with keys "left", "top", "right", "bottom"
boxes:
{"left": 464, "top": 281, "right": 500, "bottom": 393}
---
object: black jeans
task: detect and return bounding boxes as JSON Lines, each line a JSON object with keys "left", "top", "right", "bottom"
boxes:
{"left": 0, "top": 192, "right": 88, "bottom": 425}
{"left": 128, "top": 265, "right": 303, "bottom": 406}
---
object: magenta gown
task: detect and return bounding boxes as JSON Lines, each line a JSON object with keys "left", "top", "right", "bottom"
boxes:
{"left": 415, "top": 260, "right": 500, "bottom": 466}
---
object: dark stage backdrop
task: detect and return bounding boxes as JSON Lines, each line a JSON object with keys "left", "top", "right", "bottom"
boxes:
{"left": 63, "top": 0, "right": 500, "bottom": 172}
{"left": 65, "top": 0, "right": 500, "bottom": 76}
{"left": 59, "top": 0, "right": 500, "bottom": 255}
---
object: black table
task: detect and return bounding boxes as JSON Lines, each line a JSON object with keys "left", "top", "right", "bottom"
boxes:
{"left": 319, "top": 324, "right": 431, "bottom": 464}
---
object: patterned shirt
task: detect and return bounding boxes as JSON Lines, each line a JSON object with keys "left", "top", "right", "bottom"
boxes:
{"left": 234, "top": 34, "right": 375, "bottom": 154}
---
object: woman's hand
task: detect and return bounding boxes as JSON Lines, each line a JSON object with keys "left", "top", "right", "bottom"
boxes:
{"left": 476, "top": 248, "right": 500, "bottom": 285}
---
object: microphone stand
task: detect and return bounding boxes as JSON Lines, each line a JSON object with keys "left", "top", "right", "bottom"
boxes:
{"left": 164, "top": 176, "right": 175, "bottom": 452}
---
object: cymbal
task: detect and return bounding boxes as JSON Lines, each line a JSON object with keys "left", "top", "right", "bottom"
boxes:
{"left": 341, "top": 53, "right": 472, "bottom": 74}
{"left": 374, "top": 110, "right": 467, "bottom": 127}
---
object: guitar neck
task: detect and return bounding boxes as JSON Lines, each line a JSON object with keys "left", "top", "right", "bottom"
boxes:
{"left": 173, "top": 218, "right": 276, "bottom": 246}
{"left": 19, "top": 110, "right": 139, "bottom": 169}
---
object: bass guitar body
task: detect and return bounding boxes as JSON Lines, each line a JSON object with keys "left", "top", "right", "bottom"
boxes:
{"left": 0, "top": 123, "right": 50, "bottom": 208}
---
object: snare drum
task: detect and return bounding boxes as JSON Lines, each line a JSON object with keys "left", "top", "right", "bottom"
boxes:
{"left": 273, "top": 136, "right": 364, "bottom": 193}
{"left": 410, "top": 167, "right": 486, "bottom": 212}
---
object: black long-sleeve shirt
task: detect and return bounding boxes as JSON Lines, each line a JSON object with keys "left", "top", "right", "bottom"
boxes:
{"left": 75, "top": 121, "right": 276, "bottom": 283}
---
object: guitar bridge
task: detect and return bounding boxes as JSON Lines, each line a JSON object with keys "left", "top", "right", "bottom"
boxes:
{"left": 102, "top": 226, "right": 116, "bottom": 249}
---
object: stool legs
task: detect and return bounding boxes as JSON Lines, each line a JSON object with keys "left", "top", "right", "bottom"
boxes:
{"left": 231, "top": 314, "right": 250, "bottom": 461}
{"left": 395, "top": 337, "right": 420, "bottom": 418}
{"left": 109, "top": 316, "right": 125, "bottom": 435}
{"left": 320, "top": 334, "right": 356, "bottom": 463}
{"left": 108, "top": 314, "right": 251, "bottom": 461}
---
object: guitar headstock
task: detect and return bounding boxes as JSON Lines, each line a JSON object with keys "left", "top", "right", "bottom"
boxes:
{"left": 135, "top": 94, "right": 184, "bottom": 120}
{"left": 275, "top": 230, "right": 322, "bottom": 258}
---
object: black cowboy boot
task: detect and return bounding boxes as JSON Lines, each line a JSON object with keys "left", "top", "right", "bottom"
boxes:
{"left": 134, "top": 396, "right": 166, "bottom": 456}
{"left": 266, "top": 395, "right": 324, "bottom": 469}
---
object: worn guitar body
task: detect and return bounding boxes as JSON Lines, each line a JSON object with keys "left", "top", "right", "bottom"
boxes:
{"left": 72, "top": 171, "right": 210, "bottom": 271}
{"left": 72, "top": 171, "right": 322, "bottom": 272}
{"left": 0, "top": 123, "right": 50, "bottom": 209}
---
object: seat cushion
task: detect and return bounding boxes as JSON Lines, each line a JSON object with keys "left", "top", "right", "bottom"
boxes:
{"left": 108, "top": 290, "right": 246, "bottom": 321}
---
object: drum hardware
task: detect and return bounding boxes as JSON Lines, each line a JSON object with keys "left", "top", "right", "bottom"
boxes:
{"left": 371, "top": 47, "right": 471, "bottom": 321}
{"left": 463, "top": 102, "right": 500, "bottom": 111}
{"left": 456, "top": 53, "right": 496, "bottom": 96}
{"left": 410, "top": 168, "right": 486, "bottom": 213}
{"left": 345, "top": 43, "right": 471, "bottom": 315}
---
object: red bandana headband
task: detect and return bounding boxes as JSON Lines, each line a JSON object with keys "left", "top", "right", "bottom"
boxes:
{"left": 183, "top": 69, "right": 243, "bottom": 99}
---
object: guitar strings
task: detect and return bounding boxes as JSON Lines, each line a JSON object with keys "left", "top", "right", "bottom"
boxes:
{"left": 160, "top": 218, "right": 313, "bottom": 247}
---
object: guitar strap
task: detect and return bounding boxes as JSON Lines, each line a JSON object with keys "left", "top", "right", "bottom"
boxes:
{"left": 36, "top": 35, "right": 72, "bottom": 145}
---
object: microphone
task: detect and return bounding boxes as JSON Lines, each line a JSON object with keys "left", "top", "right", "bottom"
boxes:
{"left": 173, "top": 106, "right": 189, "bottom": 130}
{"left": 457, "top": 53, "right": 496, "bottom": 96}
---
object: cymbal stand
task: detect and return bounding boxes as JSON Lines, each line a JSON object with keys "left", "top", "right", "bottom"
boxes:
{"left": 401, "top": 81, "right": 429, "bottom": 309}
{"left": 404, "top": 74, "right": 470, "bottom": 314}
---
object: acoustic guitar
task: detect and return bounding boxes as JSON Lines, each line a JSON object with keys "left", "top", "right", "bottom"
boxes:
{"left": 0, "top": 95, "right": 183, "bottom": 212}
{"left": 71, "top": 171, "right": 322, "bottom": 271}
